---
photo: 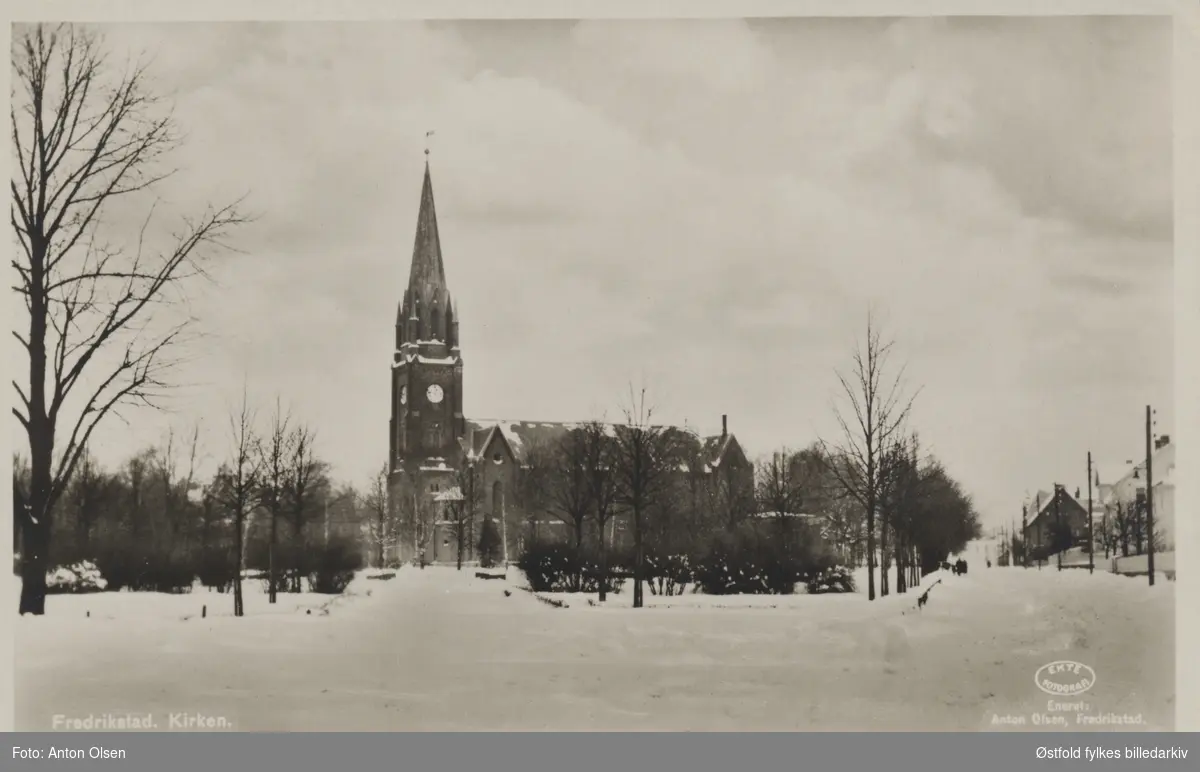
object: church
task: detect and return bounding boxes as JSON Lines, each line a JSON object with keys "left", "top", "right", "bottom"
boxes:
{"left": 387, "top": 160, "right": 750, "bottom": 565}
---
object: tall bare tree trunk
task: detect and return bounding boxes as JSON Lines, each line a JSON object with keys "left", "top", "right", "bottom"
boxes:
{"left": 880, "top": 511, "right": 890, "bottom": 596}
{"left": 633, "top": 507, "right": 644, "bottom": 608}
{"left": 269, "top": 516, "right": 278, "bottom": 604}
{"left": 19, "top": 405, "right": 52, "bottom": 615}
{"left": 234, "top": 511, "right": 245, "bottom": 617}
{"left": 575, "top": 526, "right": 585, "bottom": 592}
{"left": 598, "top": 521, "right": 609, "bottom": 602}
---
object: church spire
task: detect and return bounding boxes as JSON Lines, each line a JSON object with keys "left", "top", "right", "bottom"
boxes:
{"left": 407, "top": 159, "right": 447, "bottom": 303}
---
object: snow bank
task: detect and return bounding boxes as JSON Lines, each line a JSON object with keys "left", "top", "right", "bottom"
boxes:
{"left": 14, "top": 557, "right": 1174, "bottom": 732}
{"left": 18, "top": 568, "right": 391, "bottom": 622}
{"left": 1112, "top": 552, "right": 1175, "bottom": 577}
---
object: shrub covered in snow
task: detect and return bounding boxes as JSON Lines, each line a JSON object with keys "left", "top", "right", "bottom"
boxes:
{"left": 806, "top": 565, "right": 855, "bottom": 594}
{"left": 308, "top": 536, "right": 363, "bottom": 594}
{"left": 692, "top": 528, "right": 835, "bottom": 595}
{"left": 642, "top": 551, "right": 694, "bottom": 596}
{"left": 517, "top": 541, "right": 625, "bottom": 594}
{"left": 45, "top": 560, "right": 108, "bottom": 594}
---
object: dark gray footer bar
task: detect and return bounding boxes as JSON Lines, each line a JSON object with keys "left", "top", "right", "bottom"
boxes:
{"left": 5, "top": 732, "right": 1198, "bottom": 772}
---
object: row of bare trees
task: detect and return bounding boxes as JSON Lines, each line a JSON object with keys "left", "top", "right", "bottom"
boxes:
{"left": 10, "top": 388, "right": 396, "bottom": 616}
{"left": 219, "top": 393, "right": 325, "bottom": 615}
{"left": 1102, "top": 495, "right": 1165, "bottom": 559}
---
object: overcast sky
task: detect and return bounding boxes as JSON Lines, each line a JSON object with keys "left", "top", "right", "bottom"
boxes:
{"left": 26, "top": 17, "right": 1173, "bottom": 530}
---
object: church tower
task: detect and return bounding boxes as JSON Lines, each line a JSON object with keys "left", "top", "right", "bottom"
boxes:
{"left": 390, "top": 160, "right": 465, "bottom": 476}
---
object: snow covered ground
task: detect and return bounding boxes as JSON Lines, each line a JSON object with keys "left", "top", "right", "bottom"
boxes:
{"left": 14, "top": 548, "right": 1174, "bottom": 731}
{"left": 25, "top": 572, "right": 386, "bottom": 623}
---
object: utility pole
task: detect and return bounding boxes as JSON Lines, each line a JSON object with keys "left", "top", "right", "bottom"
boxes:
{"left": 1055, "top": 484, "right": 1063, "bottom": 571}
{"left": 1087, "top": 451, "right": 1094, "bottom": 575}
{"left": 1035, "top": 492, "right": 1042, "bottom": 569}
{"left": 1100, "top": 466, "right": 1109, "bottom": 561}
{"left": 1021, "top": 502, "right": 1028, "bottom": 568}
{"left": 1146, "top": 405, "right": 1155, "bottom": 586}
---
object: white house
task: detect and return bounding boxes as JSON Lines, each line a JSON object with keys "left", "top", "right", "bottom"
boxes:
{"left": 1101, "top": 435, "right": 1175, "bottom": 576}
{"left": 1105, "top": 436, "right": 1176, "bottom": 548}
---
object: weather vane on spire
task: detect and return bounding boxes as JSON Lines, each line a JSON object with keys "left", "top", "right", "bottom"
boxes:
{"left": 425, "top": 130, "right": 435, "bottom": 157}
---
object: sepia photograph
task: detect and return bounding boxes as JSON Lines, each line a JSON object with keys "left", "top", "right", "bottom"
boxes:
{"left": 10, "top": 12, "right": 1177, "bottom": 732}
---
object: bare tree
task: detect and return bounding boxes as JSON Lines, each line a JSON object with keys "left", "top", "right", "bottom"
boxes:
{"left": 221, "top": 389, "right": 260, "bottom": 617}
{"left": 446, "top": 458, "right": 484, "bottom": 570}
{"left": 67, "top": 446, "right": 106, "bottom": 555}
{"left": 123, "top": 449, "right": 152, "bottom": 542}
{"left": 362, "top": 463, "right": 398, "bottom": 569}
{"left": 513, "top": 440, "right": 556, "bottom": 555}
{"left": 152, "top": 425, "right": 200, "bottom": 562}
{"left": 581, "top": 421, "right": 620, "bottom": 602}
{"left": 284, "top": 424, "right": 321, "bottom": 591}
{"left": 10, "top": 24, "right": 247, "bottom": 614}
{"left": 879, "top": 434, "right": 923, "bottom": 594}
{"left": 756, "top": 449, "right": 804, "bottom": 551}
{"left": 613, "top": 386, "right": 681, "bottom": 609}
{"left": 397, "top": 466, "right": 436, "bottom": 568}
{"left": 820, "top": 311, "right": 917, "bottom": 601}
{"left": 549, "top": 428, "right": 592, "bottom": 588}
{"left": 257, "top": 398, "right": 292, "bottom": 603}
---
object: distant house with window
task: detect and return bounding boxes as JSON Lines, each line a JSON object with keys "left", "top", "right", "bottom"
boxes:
{"left": 1022, "top": 486, "right": 1089, "bottom": 558}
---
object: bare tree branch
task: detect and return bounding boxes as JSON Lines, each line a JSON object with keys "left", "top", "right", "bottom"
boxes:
{"left": 10, "top": 23, "right": 249, "bottom": 615}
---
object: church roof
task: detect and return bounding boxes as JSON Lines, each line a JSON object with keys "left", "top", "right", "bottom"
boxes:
{"left": 407, "top": 161, "right": 447, "bottom": 305}
{"left": 461, "top": 418, "right": 738, "bottom": 471}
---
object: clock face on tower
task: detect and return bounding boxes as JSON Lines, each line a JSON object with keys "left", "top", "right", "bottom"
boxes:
{"left": 426, "top": 384, "right": 444, "bottom": 404}
{"left": 399, "top": 386, "right": 407, "bottom": 405}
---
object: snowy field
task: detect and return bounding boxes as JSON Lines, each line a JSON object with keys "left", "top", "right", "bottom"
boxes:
{"left": 15, "top": 546, "right": 1174, "bottom": 731}
{"left": 24, "top": 571, "right": 391, "bottom": 623}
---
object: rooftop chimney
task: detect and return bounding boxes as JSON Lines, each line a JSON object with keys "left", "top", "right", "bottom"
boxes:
{"left": 721, "top": 414, "right": 727, "bottom": 438}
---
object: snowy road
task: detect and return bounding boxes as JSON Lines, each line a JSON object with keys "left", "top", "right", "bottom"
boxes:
{"left": 15, "top": 563, "right": 1174, "bottom": 731}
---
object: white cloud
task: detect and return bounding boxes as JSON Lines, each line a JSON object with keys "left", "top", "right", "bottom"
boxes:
{"left": 29, "top": 19, "right": 1170, "bottom": 528}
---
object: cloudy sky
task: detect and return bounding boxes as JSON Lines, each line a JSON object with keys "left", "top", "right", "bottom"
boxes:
{"left": 24, "top": 17, "right": 1173, "bottom": 529}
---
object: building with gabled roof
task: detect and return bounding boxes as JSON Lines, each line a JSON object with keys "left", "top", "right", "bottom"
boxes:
{"left": 1021, "top": 485, "right": 1089, "bottom": 559}
{"left": 387, "top": 161, "right": 751, "bottom": 564}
